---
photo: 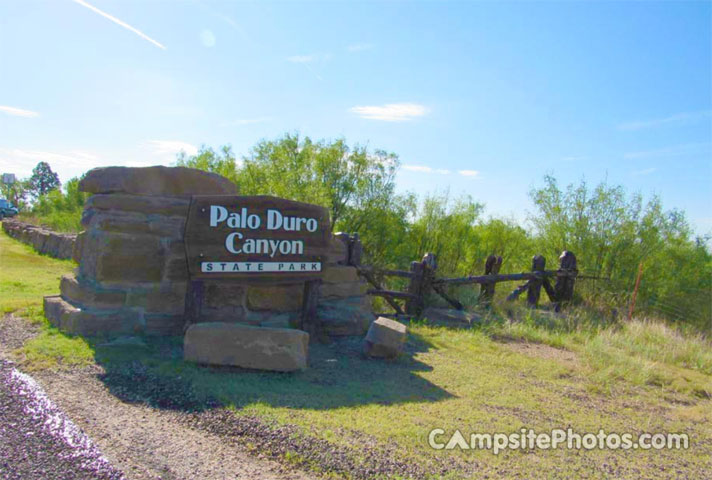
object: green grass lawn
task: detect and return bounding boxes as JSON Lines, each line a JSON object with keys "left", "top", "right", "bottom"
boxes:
{"left": 0, "top": 227, "right": 75, "bottom": 313}
{"left": 1, "top": 226, "right": 710, "bottom": 479}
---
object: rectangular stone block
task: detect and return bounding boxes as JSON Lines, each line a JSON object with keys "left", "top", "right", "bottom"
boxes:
{"left": 126, "top": 283, "right": 187, "bottom": 315}
{"left": 44, "top": 295, "right": 143, "bottom": 336}
{"left": 184, "top": 323, "right": 309, "bottom": 372}
{"left": 57, "top": 236, "right": 75, "bottom": 260}
{"left": 363, "top": 317, "right": 407, "bottom": 359}
{"left": 247, "top": 284, "right": 303, "bottom": 312}
{"left": 85, "top": 193, "right": 191, "bottom": 216}
{"left": 44, "top": 295, "right": 77, "bottom": 329}
{"left": 145, "top": 314, "right": 184, "bottom": 336}
{"left": 43, "top": 234, "right": 61, "bottom": 257}
{"left": 320, "top": 281, "right": 368, "bottom": 299}
{"left": 103, "top": 232, "right": 163, "bottom": 254}
{"left": 317, "top": 296, "right": 373, "bottom": 336}
{"left": 95, "top": 254, "right": 165, "bottom": 285}
{"left": 323, "top": 238, "right": 349, "bottom": 265}
{"left": 79, "top": 166, "right": 236, "bottom": 196}
{"left": 204, "top": 284, "right": 246, "bottom": 308}
{"left": 60, "top": 274, "right": 126, "bottom": 309}
{"left": 322, "top": 266, "right": 359, "bottom": 284}
{"left": 197, "top": 306, "right": 247, "bottom": 323}
{"left": 88, "top": 211, "right": 186, "bottom": 238}
{"left": 160, "top": 241, "right": 188, "bottom": 280}
{"left": 79, "top": 231, "right": 165, "bottom": 284}
{"left": 61, "top": 309, "right": 144, "bottom": 337}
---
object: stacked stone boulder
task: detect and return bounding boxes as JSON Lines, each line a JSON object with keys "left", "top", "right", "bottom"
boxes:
{"left": 2, "top": 220, "right": 76, "bottom": 260}
{"left": 42, "top": 165, "right": 374, "bottom": 339}
{"left": 316, "top": 236, "right": 373, "bottom": 336}
{"left": 44, "top": 166, "right": 237, "bottom": 337}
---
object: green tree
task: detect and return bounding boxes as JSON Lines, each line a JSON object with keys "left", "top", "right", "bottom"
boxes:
{"left": 405, "top": 193, "right": 484, "bottom": 276}
{"left": 237, "top": 133, "right": 399, "bottom": 226}
{"left": 29, "top": 177, "right": 88, "bottom": 232}
{"left": 177, "top": 133, "right": 407, "bottom": 265}
{"left": 176, "top": 145, "right": 238, "bottom": 182}
{"left": 28, "top": 161, "right": 61, "bottom": 198}
{"left": 529, "top": 175, "right": 711, "bottom": 329}
{"left": 0, "top": 179, "right": 30, "bottom": 211}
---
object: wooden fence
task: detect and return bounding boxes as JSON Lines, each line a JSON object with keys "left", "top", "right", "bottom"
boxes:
{"left": 337, "top": 233, "right": 584, "bottom": 317}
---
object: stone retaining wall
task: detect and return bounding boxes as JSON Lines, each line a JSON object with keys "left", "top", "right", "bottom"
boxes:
{"left": 1, "top": 220, "right": 76, "bottom": 260}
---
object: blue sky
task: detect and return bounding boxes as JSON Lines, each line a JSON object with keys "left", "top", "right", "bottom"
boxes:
{"left": 1, "top": 0, "right": 710, "bottom": 234}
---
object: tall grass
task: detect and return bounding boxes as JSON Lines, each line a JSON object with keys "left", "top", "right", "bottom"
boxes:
{"left": 466, "top": 302, "right": 712, "bottom": 397}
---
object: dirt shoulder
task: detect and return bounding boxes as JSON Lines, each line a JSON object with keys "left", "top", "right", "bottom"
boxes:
{"left": 33, "top": 368, "right": 315, "bottom": 480}
{"left": 0, "top": 315, "right": 317, "bottom": 480}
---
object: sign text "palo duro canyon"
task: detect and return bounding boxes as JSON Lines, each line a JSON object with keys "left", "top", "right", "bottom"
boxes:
{"left": 184, "top": 196, "right": 331, "bottom": 279}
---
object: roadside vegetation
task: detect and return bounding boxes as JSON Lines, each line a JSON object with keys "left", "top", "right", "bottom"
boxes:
{"left": 12, "top": 133, "right": 711, "bottom": 333}
{"left": 1, "top": 229, "right": 710, "bottom": 478}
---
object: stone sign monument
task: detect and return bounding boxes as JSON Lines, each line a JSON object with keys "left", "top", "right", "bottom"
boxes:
{"left": 43, "top": 165, "right": 374, "bottom": 371}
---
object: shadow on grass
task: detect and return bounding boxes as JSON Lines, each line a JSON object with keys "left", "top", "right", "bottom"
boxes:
{"left": 88, "top": 330, "right": 452, "bottom": 413}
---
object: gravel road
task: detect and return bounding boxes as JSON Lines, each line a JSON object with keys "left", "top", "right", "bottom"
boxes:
{"left": 0, "top": 359, "right": 125, "bottom": 480}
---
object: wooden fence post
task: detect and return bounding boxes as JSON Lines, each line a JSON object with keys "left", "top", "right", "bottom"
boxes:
{"left": 404, "top": 254, "right": 436, "bottom": 316}
{"left": 349, "top": 233, "right": 362, "bottom": 267}
{"left": 405, "top": 260, "right": 423, "bottom": 315}
{"left": 421, "top": 253, "right": 437, "bottom": 310}
{"left": 479, "top": 254, "right": 503, "bottom": 306}
{"left": 554, "top": 251, "right": 577, "bottom": 310}
{"left": 627, "top": 261, "right": 643, "bottom": 321}
{"left": 527, "top": 255, "right": 546, "bottom": 308}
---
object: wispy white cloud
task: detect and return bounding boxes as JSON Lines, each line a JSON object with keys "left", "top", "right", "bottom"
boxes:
{"left": 0, "top": 105, "right": 40, "bottom": 118}
{"left": 350, "top": 103, "right": 429, "bottom": 122}
{"left": 0, "top": 148, "right": 84, "bottom": 165}
{"left": 0, "top": 147, "right": 111, "bottom": 181}
{"left": 618, "top": 110, "right": 711, "bottom": 131}
{"left": 458, "top": 170, "right": 479, "bottom": 177}
{"left": 402, "top": 165, "right": 449, "bottom": 174}
{"left": 403, "top": 165, "right": 434, "bottom": 173}
{"left": 623, "top": 142, "right": 709, "bottom": 159}
{"left": 632, "top": 167, "right": 658, "bottom": 176}
{"left": 221, "top": 117, "right": 272, "bottom": 127}
{"left": 145, "top": 140, "right": 198, "bottom": 156}
{"left": 72, "top": 0, "right": 166, "bottom": 50}
{"left": 347, "top": 42, "right": 374, "bottom": 52}
{"left": 287, "top": 53, "right": 331, "bottom": 64}
{"left": 0, "top": 142, "right": 204, "bottom": 184}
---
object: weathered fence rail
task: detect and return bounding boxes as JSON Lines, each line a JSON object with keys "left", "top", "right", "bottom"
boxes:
{"left": 350, "top": 243, "right": 593, "bottom": 317}
{"left": 326, "top": 232, "right": 600, "bottom": 318}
